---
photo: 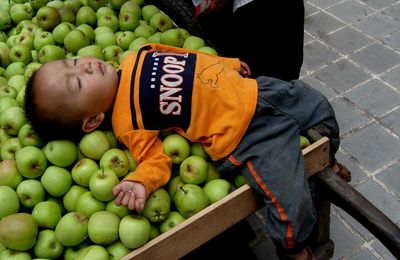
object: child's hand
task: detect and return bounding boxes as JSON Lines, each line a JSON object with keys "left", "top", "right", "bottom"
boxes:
{"left": 240, "top": 61, "right": 251, "bottom": 77}
{"left": 112, "top": 181, "right": 147, "bottom": 212}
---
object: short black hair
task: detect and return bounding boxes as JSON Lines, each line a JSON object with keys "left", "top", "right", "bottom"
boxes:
{"left": 24, "top": 71, "right": 84, "bottom": 143}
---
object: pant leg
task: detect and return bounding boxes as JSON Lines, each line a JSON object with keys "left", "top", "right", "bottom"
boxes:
{"left": 217, "top": 77, "right": 339, "bottom": 251}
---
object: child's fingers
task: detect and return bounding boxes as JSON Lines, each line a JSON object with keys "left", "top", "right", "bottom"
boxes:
{"left": 114, "top": 191, "right": 124, "bottom": 206}
{"left": 128, "top": 191, "right": 137, "bottom": 211}
{"left": 121, "top": 190, "right": 131, "bottom": 207}
{"left": 112, "top": 184, "right": 122, "bottom": 196}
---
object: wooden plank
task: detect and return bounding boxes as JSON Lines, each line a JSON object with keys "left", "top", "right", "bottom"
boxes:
{"left": 123, "top": 137, "right": 331, "bottom": 259}
{"left": 122, "top": 184, "right": 262, "bottom": 259}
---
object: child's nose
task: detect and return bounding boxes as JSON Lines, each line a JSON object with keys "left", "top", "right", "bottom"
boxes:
{"left": 79, "top": 62, "right": 93, "bottom": 74}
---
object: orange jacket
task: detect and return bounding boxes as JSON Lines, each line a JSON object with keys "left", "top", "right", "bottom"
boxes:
{"left": 112, "top": 43, "right": 258, "bottom": 195}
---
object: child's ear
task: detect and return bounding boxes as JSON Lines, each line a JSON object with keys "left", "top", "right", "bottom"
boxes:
{"left": 82, "top": 113, "right": 105, "bottom": 133}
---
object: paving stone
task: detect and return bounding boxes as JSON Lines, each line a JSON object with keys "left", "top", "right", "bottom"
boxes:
{"left": 371, "top": 239, "right": 398, "bottom": 260}
{"left": 383, "top": 30, "right": 400, "bottom": 51}
{"left": 319, "top": 26, "right": 374, "bottom": 54}
{"left": 353, "top": 13, "right": 400, "bottom": 39}
{"left": 305, "top": 1, "right": 320, "bottom": 16}
{"left": 382, "top": 3, "right": 400, "bottom": 21}
{"left": 326, "top": 0, "right": 375, "bottom": 23}
{"left": 356, "top": 179, "right": 400, "bottom": 223}
{"left": 379, "top": 107, "right": 400, "bottom": 136}
{"left": 303, "top": 32, "right": 315, "bottom": 45}
{"left": 305, "top": 11, "right": 345, "bottom": 39}
{"left": 376, "top": 162, "right": 400, "bottom": 198}
{"left": 314, "top": 59, "right": 370, "bottom": 93}
{"left": 334, "top": 149, "right": 368, "bottom": 185}
{"left": 303, "top": 41, "right": 340, "bottom": 72}
{"left": 340, "top": 123, "right": 400, "bottom": 172}
{"left": 344, "top": 79, "right": 400, "bottom": 117}
{"left": 299, "top": 74, "right": 338, "bottom": 100}
{"left": 330, "top": 213, "right": 364, "bottom": 259}
{"left": 381, "top": 66, "right": 400, "bottom": 91}
{"left": 307, "top": 0, "right": 344, "bottom": 10}
{"left": 349, "top": 247, "right": 379, "bottom": 260}
{"left": 330, "top": 97, "right": 372, "bottom": 135}
{"left": 350, "top": 43, "right": 400, "bottom": 74}
{"left": 359, "top": 0, "right": 397, "bottom": 10}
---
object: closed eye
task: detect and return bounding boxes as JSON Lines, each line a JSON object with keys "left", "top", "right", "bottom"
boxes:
{"left": 74, "top": 59, "right": 77, "bottom": 66}
{"left": 77, "top": 77, "right": 81, "bottom": 89}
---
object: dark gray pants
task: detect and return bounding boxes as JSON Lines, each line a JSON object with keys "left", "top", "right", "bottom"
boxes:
{"left": 217, "top": 76, "right": 339, "bottom": 252}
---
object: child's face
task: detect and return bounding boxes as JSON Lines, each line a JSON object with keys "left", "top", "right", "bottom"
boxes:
{"left": 34, "top": 57, "right": 119, "bottom": 124}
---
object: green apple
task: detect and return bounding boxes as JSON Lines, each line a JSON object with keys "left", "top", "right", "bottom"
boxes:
{"left": 10, "top": 3, "right": 34, "bottom": 24}
{"left": 167, "top": 175, "right": 185, "bottom": 201}
{"left": 96, "top": 6, "right": 115, "bottom": 19}
{"left": 203, "top": 178, "right": 232, "bottom": 204}
{"left": 234, "top": 173, "right": 248, "bottom": 187}
{"left": 0, "top": 106, "right": 27, "bottom": 135}
{"left": 88, "top": 211, "right": 120, "bottom": 245}
{"left": 77, "top": 44, "right": 103, "bottom": 59}
{"left": 76, "top": 245, "right": 109, "bottom": 260}
{"left": 118, "top": 12, "right": 140, "bottom": 32}
{"left": 104, "top": 129, "right": 118, "bottom": 148}
{"left": 38, "top": 45, "right": 65, "bottom": 63}
{"left": 0, "top": 43, "right": 11, "bottom": 68}
{"left": 94, "top": 25, "right": 114, "bottom": 35}
{"left": 0, "top": 213, "right": 38, "bottom": 251}
{"left": 63, "top": 185, "right": 88, "bottom": 212}
{"left": 149, "top": 12, "right": 173, "bottom": 32}
{"left": 149, "top": 224, "right": 160, "bottom": 239}
{"left": 182, "top": 35, "right": 205, "bottom": 50}
{"left": 71, "top": 158, "right": 100, "bottom": 187}
{"left": 159, "top": 211, "right": 186, "bottom": 233}
{"left": 100, "top": 148, "right": 130, "bottom": 177}
{"left": 24, "top": 61, "right": 41, "bottom": 78}
{"left": 16, "top": 179, "right": 45, "bottom": 208}
{"left": 87, "top": 0, "right": 106, "bottom": 11}
{"left": 36, "top": 6, "right": 61, "bottom": 30}
{"left": 103, "top": 45, "right": 123, "bottom": 62}
{"left": 205, "top": 162, "right": 221, "bottom": 182}
{"left": 0, "top": 249, "right": 32, "bottom": 260}
{"left": 46, "top": 0, "right": 64, "bottom": 9}
{"left": 15, "top": 145, "right": 47, "bottom": 178}
{"left": 97, "top": 14, "right": 119, "bottom": 32}
{"left": 106, "top": 241, "right": 131, "bottom": 260}
{"left": 0, "top": 128, "right": 12, "bottom": 148}
{"left": 160, "top": 28, "right": 184, "bottom": 47}
{"left": 18, "top": 123, "right": 43, "bottom": 147}
{"left": 134, "top": 24, "right": 156, "bottom": 38}
{"left": 75, "top": 191, "right": 106, "bottom": 217}
{"left": 142, "top": 188, "right": 171, "bottom": 224}
{"left": 162, "top": 133, "right": 190, "bottom": 164}
{"left": 4, "top": 62, "right": 26, "bottom": 79}
{"left": 300, "top": 135, "right": 311, "bottom": 149}
{"left": 58, "top": 6, "right": 76, "bottom": 24}
{"left": 0, "top": 85, "right": 17, "bottom": 99}
{"left": 75, "top": 6, "right": 97, "bottom": 27}
{"left": 0, "top": 186, "right": 20, "bottom": 219}
{"left": 76, "top": 24, "right": 95, "bottom": 43}
{"left": 89, "top": 169, "right": 119, "bottom": 202}
{"left": 52, "top": 22, "right": 75, "bottom": 44}
{"left": 141, "top": 4, "right": 159, "bottom": 22}
{"left": 128, "top": 36, "right": 149, "bottom": 51}
{"left": 14, "top": 33, "right": 34, "bottom": 50}
{"left": 95, "top": 31, "right": 117, "bottom": 49}
{"left": 178, "top": 28, "right": 190, "bottom": 39}
{"left": 33, "top": 229, "right": 64, "bottom": 259}
{"left": 63, "top": 241, "right": 90, "bottom": 260}
{"left": 64, "top": 0, "right": 83, "bottom": 14}
{"left": 7, "top": 74, "right": 26, "bottom": 92}
{"left": 190, "top": 142, "right": 209, "bottom": 160}
{"left": 0, "top": 160, "right": 23, "bottom": 188}
{"left": 198, "top": 46, "right": 218, "bottom": 56}
{"left": 120, "top": 1, "right": 141, "bottom": 17}
{"left": 119, "top": 49, "right": 134, "bottom": 64}
{"left": 55, "top": 212, "right": 88, "bottom": 247}
{"left": 64, "top": 29, "right": 89, "bottom": 54}
{"left": 79, "top": 130, "right": 110, "bottom": 160}
{"left": 119, "top": 215, "right": 151, "bottom": 249}
{"left": 1, "top": 138, "right": 22, "bottom": 160}
{"left": 0, "top": 97, "right": 18, "bottom": 114}
{"left": 43, "top": 139, "right": 77, "bottom": 167}
{"left": 32, "top": 200, "right": 62, "bottom": 229}
{"left": 6, "top": 35, "right": 18, "bottom": 49}
{"left": 174, "top": 184, "right": 210, "bottom": 218}
{"left": 41, "top": 166, "right": 72, "bottom": 197}
{"left": 106, "top": 199, "right": 131, "bottom": 218}
{"left": 33, "top": 31, "right": 55, "bottom": 51}
{"left": 180, "top": 155, "right": 208, "bottom": 185}
{"left": 147, "top": 31, "right": 161, "bottom": 43}
{"left": 31, "top": 0, "right": 51, "bottom": 11}
{"left": 0, "top": 10, "right": 11, "bottom": 32}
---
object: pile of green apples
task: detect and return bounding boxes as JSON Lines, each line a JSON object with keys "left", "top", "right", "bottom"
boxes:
{"left": 0, "top": 0, "right": 236, "bottom": 259}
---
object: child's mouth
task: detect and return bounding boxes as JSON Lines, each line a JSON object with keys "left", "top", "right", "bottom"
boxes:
{"left": 98, "top": 62, "right": 105, "bottom": 75}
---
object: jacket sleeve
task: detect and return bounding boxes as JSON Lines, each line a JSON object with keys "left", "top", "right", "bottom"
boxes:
{"left": 146, "top": 43, "right": 242, "bottom": 72}
{"left": 118, "top": 129, "right": 172, "bottom": 196}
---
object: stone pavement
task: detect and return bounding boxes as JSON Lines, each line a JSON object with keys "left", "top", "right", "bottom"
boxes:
{"left": 301, "top": 0, "right": 400, "bottom": 259}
